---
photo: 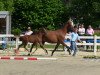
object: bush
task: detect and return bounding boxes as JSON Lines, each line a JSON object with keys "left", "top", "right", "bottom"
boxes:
{"left": 12, "top": 28, "right": 21, "bottom": 36}
{"left": 94, "top": 32, "right": 100, "bottom": 36}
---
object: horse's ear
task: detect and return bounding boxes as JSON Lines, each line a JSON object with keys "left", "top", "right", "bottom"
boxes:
{"left": 67, "top": 19, "right": 74, "bottom": 27}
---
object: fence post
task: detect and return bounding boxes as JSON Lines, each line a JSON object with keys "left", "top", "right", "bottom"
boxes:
{"left": 94, "top": 35, "right": 97, "bottom": 55}
{"left": 15, "top": 36, "right": 19, "bottom": 49}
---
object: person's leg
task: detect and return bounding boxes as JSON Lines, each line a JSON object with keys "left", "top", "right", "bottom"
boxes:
{"left": 72, "top": 42, "right": 77, "bottom": 56}
{"left": 2, "top": 43, "right": 6, "bottom": 50}
{"left": 59, "top": 40, "right": 71, "bottom": 55}
{"left": 70, "top": 41, "right": 75, "bottom": 55}
{"left": 2, "top": 37, "right": 7, "bottom": 49}
{"left": 2, "top": 43, "right": 4, "bottom": 49}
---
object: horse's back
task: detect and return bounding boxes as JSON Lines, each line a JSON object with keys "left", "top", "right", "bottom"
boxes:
{"left": 20, "top": 35, "right": 28, "bottom": 40}
{"left": 46, "top": 30, "right": 65, "bottom": 38}
{"left": 43, "top": 31, "right": 59, "bottom": 43}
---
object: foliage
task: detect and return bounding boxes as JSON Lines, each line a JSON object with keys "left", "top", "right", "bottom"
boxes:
{"left": 12, "top": 0, "right": 65, "bottom": 30}
{"left": 0, "top": 0, "right": 14, "bottom": 13}
{"left": 0, "top": 2, "right": 4, "bottom": 10}
{"left": 65, "top": 0, "right": 100, "bottom": 28}
{"left": 92, "top": 21, "right": 100, "bottom": 28}
{"left": 12, "top": 28, "right": 21, "bottom": 36}
{"left": 0, "top": 0, "right": 100, "bottom": 31}
{"left": 94, "top": 32, "right": 100, "bottom": 36}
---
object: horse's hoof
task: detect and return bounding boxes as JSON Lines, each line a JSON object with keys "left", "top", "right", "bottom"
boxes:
{"left": 67, "top": 49, "right": 71, "bottom": 55}
{"left": 51, "top": 54, "right": 53, "bottom": 56}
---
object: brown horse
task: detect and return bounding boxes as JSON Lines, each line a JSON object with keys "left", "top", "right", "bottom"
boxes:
{"left": 43, "top": 20, "right": 74, "bottom": 56}
{"left": 29, "top": 20, "right": 74, "bottom": 56}
{"left": 15, "top": 29, "right": 48, "bottom": 55}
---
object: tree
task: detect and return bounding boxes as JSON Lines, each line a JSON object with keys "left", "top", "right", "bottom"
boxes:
{"left": 65, "top": 0, "right": 100, "bottom": 28}
{"left": 12, "top": 0, "right": 65, "bottom": 31}
{"left": 0, "top": 0, "right": 14, "bottom": 12}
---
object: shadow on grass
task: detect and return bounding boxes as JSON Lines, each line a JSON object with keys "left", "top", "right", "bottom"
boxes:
{"left": 11, "top": 54, "right": 52, "bottom": 57}
{"left": 49, "top": 49, "right": 64, "bottom": 52}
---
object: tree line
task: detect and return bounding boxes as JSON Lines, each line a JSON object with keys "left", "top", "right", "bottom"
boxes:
{"left": 0, "top": 0, "right": 100, "bottom": 31}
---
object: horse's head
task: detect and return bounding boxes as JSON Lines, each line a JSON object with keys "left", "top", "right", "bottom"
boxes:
{"left": 66, "top": 19, "right": 74, "bottom": 33}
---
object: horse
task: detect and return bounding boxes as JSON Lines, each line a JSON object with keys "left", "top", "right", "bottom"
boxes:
{"left": 15, "top": 29, "right": 48, "bottom": 55}
{"left": 29, "top": 19, "right": 74, "bottom": 56}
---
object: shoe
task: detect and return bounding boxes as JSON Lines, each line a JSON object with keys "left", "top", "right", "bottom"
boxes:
{"left": 72, "top": 54, "right": 76, "bottom": 57}
{"left": 71, "top": 50, "right": 74, "bottom": 55}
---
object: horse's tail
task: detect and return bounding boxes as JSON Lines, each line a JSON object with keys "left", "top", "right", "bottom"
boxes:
{"left": 19, "top": 36, "right": 25, "bottom": 41}
{"left": 19, "top": 36, "right": 23, "bottom": 41}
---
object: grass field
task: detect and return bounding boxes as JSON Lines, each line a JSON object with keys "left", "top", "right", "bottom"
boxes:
{"left": 0, "top": 44, "right": 64, "bottom": 49}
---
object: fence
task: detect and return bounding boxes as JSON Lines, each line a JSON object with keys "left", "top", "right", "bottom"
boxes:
{"left": 65, "top": 35, "right": 100, "bottom": 55}
{"left": 0, "top": 34, "right": 100, "bottom": 55}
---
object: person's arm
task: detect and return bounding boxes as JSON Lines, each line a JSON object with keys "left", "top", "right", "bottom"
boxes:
{"left": 70, "top": 33, "right": 73, "bottom": 41}
{"left": 77, "top": 35, "right": 83, "bottom": 43}
{"left": 92, "top": 29, "right": 94, "bottom": 34}
{"left": 83, "top": 28, "right": 85, "bottom": 34}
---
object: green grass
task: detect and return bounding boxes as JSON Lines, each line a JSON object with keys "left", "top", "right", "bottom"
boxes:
{"left": 1, "top": 44, "right": 64, "bottom": 49}
{"left": 83, "top": 55, "right": 100, "bottom": 59}
{"left": 44, "top": 44, "right": 63, "bottom": 48}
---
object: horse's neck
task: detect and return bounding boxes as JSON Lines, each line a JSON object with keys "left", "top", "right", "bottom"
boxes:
{"left": 61, "top": 24, "right": 68, "bottom": 35}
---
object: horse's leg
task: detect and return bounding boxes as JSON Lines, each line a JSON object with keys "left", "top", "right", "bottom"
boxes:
{"left": 60, "top": 40, "right": 71, "bottom": 55}
{"left": 39, "top": 43, "right": 48, "bottom": 54}
{"left": 31, "top": 44, "right": 38, "bottom": 54}
{"left": 51, "top": 43, "right": 60, "bottom": 56}
{"left": 17, "top": 43, "right": 23, "bottom": 50}
{"left": 62, "top": 45, "right": 64, "bottom": 51}
{"left": 23, "top": 43, "right": 29, "bottom": 52}
{"left": 15, "top": 43, "right": 24, "bottom": 54}
{"left": 28, "top": 43, "right": 35, "bottom": 55}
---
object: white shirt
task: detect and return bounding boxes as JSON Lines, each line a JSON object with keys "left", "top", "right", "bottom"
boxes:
{"left": 78, "top": 28, "right": 85, "bottom": 35}
{"left": 25, "top": 31, "right": 33, "bottom": 35}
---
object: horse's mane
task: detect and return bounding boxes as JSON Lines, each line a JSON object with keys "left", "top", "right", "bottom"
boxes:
{"left": 31, "top": 31, "right": 39, "bottom": 35}
{"left": 31, "top": 28, "right": 46, "bottom": 35}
